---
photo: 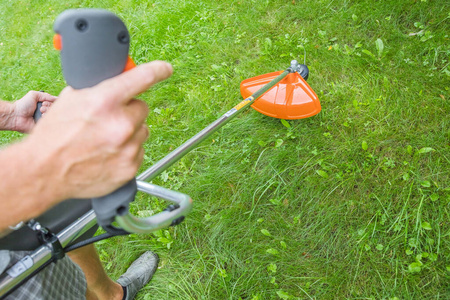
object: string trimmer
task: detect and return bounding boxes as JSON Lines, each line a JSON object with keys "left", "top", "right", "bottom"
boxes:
{"left": 0, "top": 9, "right": 321, "bottom": 298}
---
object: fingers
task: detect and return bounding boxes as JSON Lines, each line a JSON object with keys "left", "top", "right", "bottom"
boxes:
{"left": 39, "top": 102, "right": 51, "bottom": 114}
{"left": 138, "top": 123, "right": 150, "bottom": 142}
{"left": 96, "top": 61, "right": 173, "bottom": 104}
{"left": 126, "top": 99, "right": 149, "bottom": 128}
{"left": 37, "top": 93, "right": 57, "bottom": 115}
{"left": 127, "top": 124, "right": 149, "bottom": 168}
{"left": 130, "top": 124, "right": 149, "bottom": 149}
{"left": 36, "top": 91, "right": 57, "bottom": 103}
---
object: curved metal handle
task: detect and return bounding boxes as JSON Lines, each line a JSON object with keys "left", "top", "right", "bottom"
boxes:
{"left": 115, "top": 181, "right": 193, "bottom": 234}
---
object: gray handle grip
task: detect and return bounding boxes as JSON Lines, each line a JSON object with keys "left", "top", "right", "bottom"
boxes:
{"left": 55, "top": 9, "right": 136, "bottom": 233}
{"left": 54, "top": 9, "right": 130, "bottom": 88}
{"left": 55, "top": 9, "right": 192, "bottom": 233}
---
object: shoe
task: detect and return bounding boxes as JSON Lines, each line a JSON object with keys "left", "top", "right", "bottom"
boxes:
{"left": 117, "top": 251, "right": 159, "bottom": 300}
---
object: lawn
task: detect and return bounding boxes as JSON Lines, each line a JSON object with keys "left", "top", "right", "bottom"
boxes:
{"left": 0, "top": 0, "right": 449, "bottom": 299}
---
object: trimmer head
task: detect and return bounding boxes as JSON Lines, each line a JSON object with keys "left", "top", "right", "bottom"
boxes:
{"left": 240, "top": 68, "right": 321, "bottom": 120}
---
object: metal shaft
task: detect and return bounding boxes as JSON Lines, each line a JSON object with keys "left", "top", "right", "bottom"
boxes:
{"left": 137, "top": 69, "right": 291, "bottom": 182}
{"left": 0, "top": 61, "right": 297, "bottom": 298}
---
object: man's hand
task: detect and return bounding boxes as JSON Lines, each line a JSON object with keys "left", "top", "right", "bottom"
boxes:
{"left": 0, "top": 61, "right": 173, "bottom": 229}
{"left": 11, "top": 91, "right": 57, "bottom": 133}
{"left": 28, "top": 61, "right": 173, "bottom": 200}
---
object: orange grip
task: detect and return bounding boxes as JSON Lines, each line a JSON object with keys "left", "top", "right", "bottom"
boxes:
{"left": 53, "top": 34, "right": 62, "bottom": 50}
{"left": 123, "top": 56, "right": 136, "bottom": 72}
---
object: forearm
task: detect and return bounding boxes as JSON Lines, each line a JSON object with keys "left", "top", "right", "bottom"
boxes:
{"left": 0, "top": 100, "right": 15, "bottom": 131}
{"left": 0, "top": 137, "right": 64, "bottom": 231}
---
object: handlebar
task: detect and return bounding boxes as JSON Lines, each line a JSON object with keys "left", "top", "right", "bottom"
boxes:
{"left": 90, "top": 179, "right": 193, "bottom": 234}
{"left": 116, "top": 181, "right": 192, "bottom": 234}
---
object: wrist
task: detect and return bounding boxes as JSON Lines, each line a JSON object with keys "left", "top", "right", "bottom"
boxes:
{"left": 0, "top": 101, "right": 16, "bottom": 131}
{"left": 0, "top": 137, "right": 64, "bottom": 229}
{"left": 21, "top": 133, "right": 69, "bottom": 202}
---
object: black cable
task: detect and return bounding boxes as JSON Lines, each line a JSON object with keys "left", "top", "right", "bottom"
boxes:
{"left": 64, "top": 226, "right": 129, "bottom": 252}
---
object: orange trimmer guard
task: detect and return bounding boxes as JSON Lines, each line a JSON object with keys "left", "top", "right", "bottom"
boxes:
{"left": 240, "top": 71, "right": 321, "bottom": 120}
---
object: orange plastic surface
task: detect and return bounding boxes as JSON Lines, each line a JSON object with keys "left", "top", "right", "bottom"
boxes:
{"left": 53, "top": 34, "right": 62, "bottom": 50}
{"left": 123, "top": 56, "right": 136, "bottom": 72}
{"left": 240, "top": 71, "right": 321, "bottom": 120}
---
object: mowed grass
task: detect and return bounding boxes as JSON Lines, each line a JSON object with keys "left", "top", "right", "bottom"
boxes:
{"left": 0, "top": 0, "right": 449, "bottom": 299}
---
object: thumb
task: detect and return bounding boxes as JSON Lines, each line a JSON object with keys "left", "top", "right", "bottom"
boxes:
{"left": 35, "top": 91, "right": 57, "bottom": 103}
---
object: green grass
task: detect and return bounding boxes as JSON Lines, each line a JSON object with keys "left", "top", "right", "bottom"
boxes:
{"left": 1, "top": 0, "right": 449, "bottom": 299}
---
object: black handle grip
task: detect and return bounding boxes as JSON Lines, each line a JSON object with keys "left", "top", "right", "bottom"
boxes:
{"left": 33, "top": 90, "right": 47, "bottom": 123}
{"left": 33, "top": 102, "right": 43, "bottom": 123}
{"left": 91, "top": 179, "right": 137, "bottom": 232}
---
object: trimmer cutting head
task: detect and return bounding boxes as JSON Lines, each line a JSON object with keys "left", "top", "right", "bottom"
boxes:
{"left": 240, "top": 61, "right": 321, "bottom": 120}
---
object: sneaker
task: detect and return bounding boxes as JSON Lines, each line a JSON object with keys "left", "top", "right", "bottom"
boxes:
{"left": 117, "top": 251, "right": 159, "bottom": 300}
